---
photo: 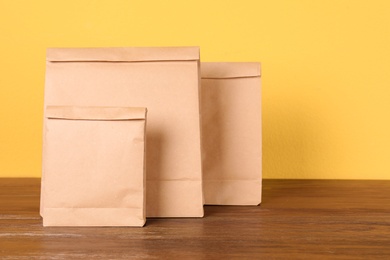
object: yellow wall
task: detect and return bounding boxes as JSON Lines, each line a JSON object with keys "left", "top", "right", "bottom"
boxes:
{"left": 1, "top": 0, "right": 390, "bottom": 179}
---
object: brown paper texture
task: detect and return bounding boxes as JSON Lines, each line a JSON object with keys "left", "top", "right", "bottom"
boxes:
{"left": 42, "top": 106, "right": 147, "bottom": 226}
{"left": 41, "top": 47, "right": 204, "bottom": 218}
{"left": 201, "top": 62, "right": 262, "bottom": 205}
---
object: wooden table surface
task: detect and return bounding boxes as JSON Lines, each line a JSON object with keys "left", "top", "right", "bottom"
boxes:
{"left": 1, "top": 178, "right": 390, "bottom": 259}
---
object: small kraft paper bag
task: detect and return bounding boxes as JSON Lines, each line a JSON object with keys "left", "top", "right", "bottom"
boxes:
{"left": 42, "top": 106, "right": 147, "bottom": 226}
{"left": 41, "top": 47, "right": 203, "bottom": 218}
{"left": 201, "top": 62, "right": 262, "bottom": 205}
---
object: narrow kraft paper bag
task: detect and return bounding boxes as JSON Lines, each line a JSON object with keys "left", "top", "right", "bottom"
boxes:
{"left": 42, "top": 106, "right": 147, "bottom": 226}
{"left": 201, "top": 62, "right": 262, "bottom": 205}
{"left": 41, "top": 47, "right": 203, "bottom": 217}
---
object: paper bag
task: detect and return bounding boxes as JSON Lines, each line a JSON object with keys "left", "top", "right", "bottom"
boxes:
{"left": 41, "top": 47, "right": 203, "bottom": 217}
{"left": 201, "top": 62, "right": 262, "bottom": 205}
{"left": 42, "top": 106, "right": 147, "bottom": 226}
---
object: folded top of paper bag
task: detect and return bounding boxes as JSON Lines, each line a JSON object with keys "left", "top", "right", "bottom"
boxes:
{"left": 46, "top": 106, "right": 147, "bottom": 121}
{"left": 46, "top": 47, "right": 200, "bottom": 62}
{"left": 201, "top": 62, "right": 261, "bottom": 79}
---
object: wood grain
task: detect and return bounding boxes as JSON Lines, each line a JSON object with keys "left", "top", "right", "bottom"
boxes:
{"left": 1, "top": 178, "right": 390, "bottom": 259}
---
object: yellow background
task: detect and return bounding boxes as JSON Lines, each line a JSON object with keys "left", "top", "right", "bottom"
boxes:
{"left": 1, "top": 0, "right": 389, "bottom": 179}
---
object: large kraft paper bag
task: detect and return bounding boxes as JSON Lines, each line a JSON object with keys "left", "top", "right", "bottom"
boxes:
{"left": 201, "top": 62, "right": 262, "bottom": 205}
{"left": 42, "top": 106, "right": 147, "bottom": 226}
{"left": 41, "top": 47, "right": 203, "bottom": 217}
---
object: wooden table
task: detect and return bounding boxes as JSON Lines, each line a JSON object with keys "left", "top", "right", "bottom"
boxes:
{"left": 1, "top": 179, "right": 390, "bottom": 259}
